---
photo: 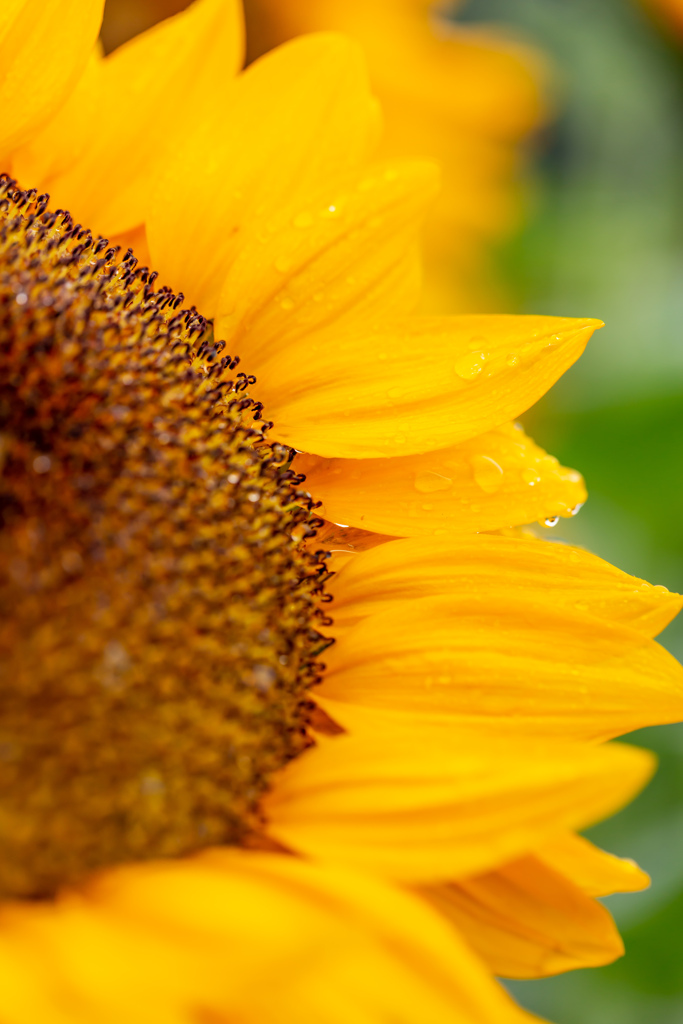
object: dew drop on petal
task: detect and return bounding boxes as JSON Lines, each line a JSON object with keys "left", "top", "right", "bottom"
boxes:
{"left": 541, "top": 516, "right": 560, "bottom": 528}
{"left": 414, "top": 470, "right": 453, "bottom": 493}
{"left": 522, "top": 468, "right": 541, "bottom": 487}
{"left": 569, "top": 502, "right": 585, "bottom": 516}
{"left": 453, "top": 352, "right": 486, "bottom": 380}
{"left": 470, "top": 454, "right": 504, "bottom": 494}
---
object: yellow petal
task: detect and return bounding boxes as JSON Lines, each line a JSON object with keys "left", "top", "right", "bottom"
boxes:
{"left": 14, "top": 0, "right": 245, "bottom": 236}
{"left": 250, "top": 315, "right": 600, "bottom": 458}
{"left": 536, "top": 833, "right": 650, "bottom": 897}
{"left": 214, "top": 158, "right": 438, "bottom": 362}
{"left": 0, "top": 850, "right": 539, "bottom": 1024}
{"left": 244, "top": 0, "right": 546, "bottom": 313}
{"left": 418, "top": 855, "right": 624, "bottom": 979}
{"left": 319, "top": 594, "right": 683, "bottom": 741}
{"left": 328, "top": 535, "right": 683, "bottom": 638}
{"left": 265, "top": 731, "right": 653, "bottom": 882}
{"left": 148, "top": 32, "right": 381, "bottom": 315}
{"left": 0, "top": 0, "right": 104, "bottom": 163}
{"left": 296, "top": 421, "right": 586, "bottom": 536}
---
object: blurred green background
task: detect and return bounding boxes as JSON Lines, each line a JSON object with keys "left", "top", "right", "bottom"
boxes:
{"left": 462, "top": 0, "right": 683, "bottom": 1019}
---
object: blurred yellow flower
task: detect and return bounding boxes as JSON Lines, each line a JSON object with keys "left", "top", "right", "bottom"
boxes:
{"left": 1, "top": 2, "right": 682, "bottom": 1021}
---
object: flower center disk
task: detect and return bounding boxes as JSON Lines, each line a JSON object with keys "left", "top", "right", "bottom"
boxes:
{"left": 0, "top": 180, "right": 326, "bottom": 898}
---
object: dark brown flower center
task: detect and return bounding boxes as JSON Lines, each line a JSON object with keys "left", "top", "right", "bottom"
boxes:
{"left": 0, "top": 178, "right": 329, "bottom": 897}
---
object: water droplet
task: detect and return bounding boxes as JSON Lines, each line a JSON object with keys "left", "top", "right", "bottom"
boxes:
{"left": 280, "top": 297, "right": 295, "bottom": 311}
{"left": 467, "top": 335, "right": 487, "bottom": 351}
{"left": 274, "top": 255, "right": 292, "bottom": 273}
{"left": 15, "top": 292, "right": 27, "bottom": 305}
{"left": 293, "top": 211, "right": 313, "bottom": 228}
{"left": 321, "top": 203, "right": 340, "bottom": 218}
{"left": 522, "top": 468, "right": 541, "bottom": 487}
{"left": 470, "top": 454, "right": 504, "bottom": 494}
{"left": 542, "top": 516, "right": 560, "bottom": 528}
{"left": 453, "top": 351, "right": 486, "bottom": 380}
{"left": 654, "top": 584, "right": 670, "bottom": 594}
{"left": 414, "top": 470, "right": 452, "bottom": 493}
{"left": 506, "top": 353, "right": 519, "bottom": 368}
{"left": 569, "top": 502, "right": 584, "bottom": 516}
{"left": 227, "top": 472, "right": 240, "bottom": 484}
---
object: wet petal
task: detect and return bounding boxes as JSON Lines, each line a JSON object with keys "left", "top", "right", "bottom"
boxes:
{"left": 14, "top": 0, "right": 245, "bottom": 236}
{"left": 418, "top": 855, "right": 624, "bottom": 979}
{"left": 214, "top": 159, "right": 438, "bottom": 362}
{"left": 0, "top": 0, "right": 104, "bottom": 163}
{"left": 265, "top": 730, "right": 653, "bottom": 881}
{"left": 250, "top": 315, "right": 600, "bottom": 458}
{"left": 148, "top": 32, "right": 381, "bottom": 315}
{"left": 328, "top": 535, "right": 683, "bottom": 638}
{"left": 319, "top": 592, "right": 683, "bottom": 741}
{"left": 0, "top": 850, "right": 538, "bottom": 1024}
{"left": 296, "top": 422, "right": 585, "bottom": 536}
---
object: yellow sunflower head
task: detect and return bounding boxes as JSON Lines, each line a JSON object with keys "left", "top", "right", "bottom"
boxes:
{"left": 0, "top": 2, "right": 682, "bottom": 1023}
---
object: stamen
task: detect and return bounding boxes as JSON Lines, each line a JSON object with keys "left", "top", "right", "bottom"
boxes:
{"left": 0, "top": 177, "right": 328, "bottom": 897}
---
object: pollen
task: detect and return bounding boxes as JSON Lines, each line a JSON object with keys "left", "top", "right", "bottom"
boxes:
{"left": 0, "top": 178, "right": 329, "bottom": 897}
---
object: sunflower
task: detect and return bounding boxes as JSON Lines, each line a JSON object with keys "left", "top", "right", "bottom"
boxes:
{"left": 1, "top": 2, "right": 683, "bottom": 1021}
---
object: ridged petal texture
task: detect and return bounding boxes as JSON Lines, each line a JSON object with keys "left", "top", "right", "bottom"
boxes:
{"left": 265, "top": 729, "right": 653, "bottom": 881}
{"left": 0, "top": 0, "right": 103, "bottom": 164}
{"left": 241, "top": 0, "right": 546, "bottom": 312}
{"left": 295, "top": 422, "right": 586, "bottom": 535}
{"left": 418, "top": 854, "right": 625, "bottom": 979}
{"left": 141, "top": 31, "right": 599, "bottom": 460}
{"left": 414, "top": 833, "right": 648, "bottom": 980}
{"left": 247, "top": 314, "right": 600, "bottom": 458}
{"left": 12, "top": 0, "right": 244, "bottom": 235}
{"left": 316, "top": 536, "right": 683, "bottom": 739}
{"left": 148, "top": 33, "right": 383, "bottom": 316}
{"left": 0, "top": 851, "right": 541, "bottom": 1024}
